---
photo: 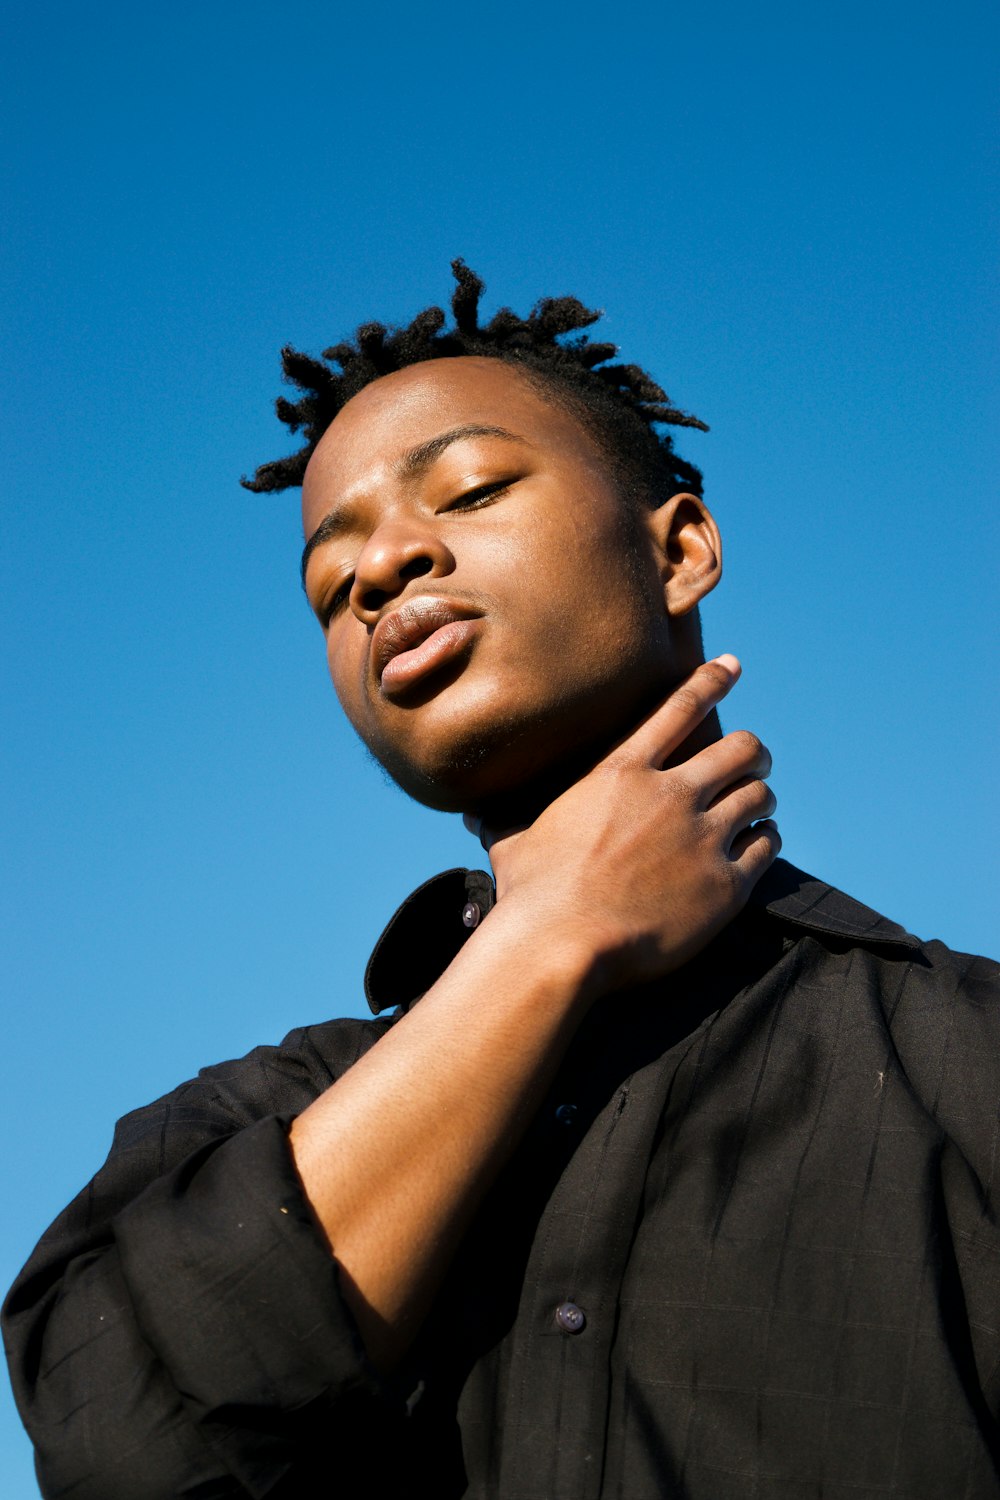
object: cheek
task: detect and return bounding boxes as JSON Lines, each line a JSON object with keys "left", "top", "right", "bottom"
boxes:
{"left": 511, "top": 506, "right": 652, "bottom": 638}
{"left": 325, "top": 627, "right": 369, "bottom": 728}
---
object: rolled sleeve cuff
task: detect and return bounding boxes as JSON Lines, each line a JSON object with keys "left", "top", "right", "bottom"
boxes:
{"left": 114, "top": 1113, "right": 383, "bottom": 1454}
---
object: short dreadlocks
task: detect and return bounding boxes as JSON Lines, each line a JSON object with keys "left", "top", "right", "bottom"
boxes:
{"left": 242, "top": 260, "right": 708, "bottom": 504}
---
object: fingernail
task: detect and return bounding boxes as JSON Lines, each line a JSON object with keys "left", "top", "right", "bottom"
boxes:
{"left": 714, "top": 653, "right": 741, "bottom": 679}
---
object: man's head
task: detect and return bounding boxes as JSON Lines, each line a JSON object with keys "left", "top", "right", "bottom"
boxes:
{"left": 245, "top": 265, "right": 723, "bottom": 817}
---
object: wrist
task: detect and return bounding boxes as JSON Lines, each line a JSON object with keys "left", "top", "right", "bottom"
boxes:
{"left": 476, "top": 889, "right": 616, "bottom": 1014}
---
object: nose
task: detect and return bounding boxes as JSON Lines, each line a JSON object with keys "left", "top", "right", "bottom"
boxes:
{"left": 350, "top": 517, "right": 456, "bottom": 620}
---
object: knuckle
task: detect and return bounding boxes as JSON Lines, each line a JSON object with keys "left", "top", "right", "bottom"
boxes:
{"left": 731, "top": 729, "right": 763, "bottom": 760}
{"left": 663, "top": 768, "right": 698, "bottom": 809}
{"left": 754, "top": 820, "right": 781, "bottom": 853}
{"left": 697, "top": 660, "right": 732, "bottom": 694}
{"left": 749, "top": 779, "right": 778, "bottom": 810}
{"left": 670, "top": 683, "right": 703, "bottom": 719}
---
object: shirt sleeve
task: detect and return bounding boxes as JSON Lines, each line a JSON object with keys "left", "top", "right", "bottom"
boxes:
{"left": 3, "top": 1021, "right": 402, "bottom": 1499}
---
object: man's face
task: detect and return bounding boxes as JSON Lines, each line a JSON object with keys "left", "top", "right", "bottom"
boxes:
{"left": 301, "top": 356, "right": 685, "bottom": 813}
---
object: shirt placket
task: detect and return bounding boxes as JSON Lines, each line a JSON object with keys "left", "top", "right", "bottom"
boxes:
{"left": 497, "top": 1050, "right": 680, "bottom": 1499}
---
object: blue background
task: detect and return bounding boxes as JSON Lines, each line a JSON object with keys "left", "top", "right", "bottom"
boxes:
{"left": 3, "top": 0, "right": 997, "bottom": 1490}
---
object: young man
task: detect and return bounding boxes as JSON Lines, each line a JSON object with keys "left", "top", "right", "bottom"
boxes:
{"left": 5, "top": 264, "right": 999, "bottom": 1499}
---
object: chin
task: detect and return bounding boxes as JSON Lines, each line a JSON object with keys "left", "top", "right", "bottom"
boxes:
{"left": 373, "top": 712, "right": 542, "bottom": 813}
{"left": 370, "top": 698, "right": 631, "bottom": 819}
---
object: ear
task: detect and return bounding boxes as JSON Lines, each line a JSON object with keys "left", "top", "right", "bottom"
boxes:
{"left": 647, "top": 493, "right": 722, "bottom": 617}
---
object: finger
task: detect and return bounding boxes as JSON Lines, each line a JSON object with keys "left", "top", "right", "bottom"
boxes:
{"left": 609, "top": 655, "right": 741, "bottom": 770}
{"left": 685, "top": 729, "right": 773, "bottom": 809}
{"left": 713, "top": 778, "right": 778, "bottom": 845}
{"left": 729, "top": 818, "right": 781, "bottom": 873}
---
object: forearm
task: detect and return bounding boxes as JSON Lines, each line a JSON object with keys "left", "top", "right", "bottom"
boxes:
{"left": 289, "top": 897, "right": 600, "bottom": 1370}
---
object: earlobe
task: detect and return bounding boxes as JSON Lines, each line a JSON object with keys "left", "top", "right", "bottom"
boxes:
{"left": 651, "top": 493, "right": 723, "bottom": 617}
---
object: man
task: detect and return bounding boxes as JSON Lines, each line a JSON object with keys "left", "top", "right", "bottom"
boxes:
{"left": 5, "top": 263, "right": 998, "bottom": 1499}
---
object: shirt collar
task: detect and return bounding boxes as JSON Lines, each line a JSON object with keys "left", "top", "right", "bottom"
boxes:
{"left": 364, "top": 857, "right": 920, "bottom": 1015}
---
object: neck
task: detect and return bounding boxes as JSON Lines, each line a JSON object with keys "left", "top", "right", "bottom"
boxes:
{"left": 468, "top": 696, "right": 723, "bottom": 850}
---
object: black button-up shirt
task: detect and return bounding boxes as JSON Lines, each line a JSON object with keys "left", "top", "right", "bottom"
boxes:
{"left": 5, "top": 860, "right": 999, "bottom": 1498}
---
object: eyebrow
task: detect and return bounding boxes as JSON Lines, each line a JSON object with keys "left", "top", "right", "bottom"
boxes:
{"left": 300, "top": 423, "right": 528, "bottom": 585}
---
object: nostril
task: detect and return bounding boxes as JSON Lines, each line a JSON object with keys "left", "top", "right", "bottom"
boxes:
{"left": 358, "top": 554, "right": 434, "bottom": 614}
{"left": 400, "top": 556, "right": 433, "bottom": 581}
{"left": 360, "top": 587, "right": 389, "bottom": 613}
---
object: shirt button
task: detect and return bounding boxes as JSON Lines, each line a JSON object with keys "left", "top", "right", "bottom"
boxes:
{"left": 554, "top": 1103, "right": 578, "bottom": 1127}
{"left": 462, "top": 901, "right": 481, "bottom": 929}
{"left": 555, "top": 1301, "right": 586, "bottom": 1334}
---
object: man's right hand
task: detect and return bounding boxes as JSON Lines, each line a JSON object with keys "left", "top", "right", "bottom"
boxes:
{"left": 485, "top": 654, "right": 779, "bottom": 994}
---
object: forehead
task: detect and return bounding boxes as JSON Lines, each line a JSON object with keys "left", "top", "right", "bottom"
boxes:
{"left": 300, "top": 355, "right": 605, "bottom": 535}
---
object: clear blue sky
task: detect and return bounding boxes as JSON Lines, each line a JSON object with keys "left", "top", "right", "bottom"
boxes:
{"left": 2, "top": 0, "right": 997, "bottom": 1490}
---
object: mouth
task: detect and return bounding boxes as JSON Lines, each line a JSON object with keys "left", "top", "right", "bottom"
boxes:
{"left": 373, "top": 596, "right": 483, "bottom": 699}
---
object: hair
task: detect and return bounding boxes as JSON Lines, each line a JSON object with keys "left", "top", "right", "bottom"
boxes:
{"left": 242, "top": 259, "right": 708, "bottom": 503}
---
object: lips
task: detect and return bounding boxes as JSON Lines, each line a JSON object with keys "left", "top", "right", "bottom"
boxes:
{"left": 373, "top": 596, "right": 483, "bottom": 697}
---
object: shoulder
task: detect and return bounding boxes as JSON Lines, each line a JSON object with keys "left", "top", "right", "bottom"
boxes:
{"left": 752, "top": 858, "right": 999, "bottom": 1127}
{"left": 112, "top": 1011, "right": 399, "bottom": 1158}
{"left": 752, "top": 856, "right": 996, "bottom": 981}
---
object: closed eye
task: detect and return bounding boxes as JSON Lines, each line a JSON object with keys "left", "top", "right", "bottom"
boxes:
{"left": 318, "top": 575, "right": 354, "bottom": 625}
{"left": 443, "top": 478, "right": 514, "bottom": 513}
